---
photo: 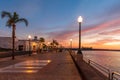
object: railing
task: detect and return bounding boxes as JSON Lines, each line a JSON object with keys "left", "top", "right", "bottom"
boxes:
{"left": 84, "top": 57, "right": 111, "bottom": 80}
{"left": 70, "top": 50, "right": 120, "bottom": 80}
{"left": 83, "top": 57, "right": 120, "bottom": 80}
{"left": 111, "top": 72, "right": 120, "bottom": 80}
{"left": 0, "top": 51, "right": 30, "bottom": 58}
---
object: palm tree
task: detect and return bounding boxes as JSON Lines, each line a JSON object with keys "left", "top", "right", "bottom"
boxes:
{"left": 1, "top": 11, "right": 28, "bottom": 60}
{"left": 43, "top": 43, "right": 47, "bottom": 50}
{"left": 39, "top": 37, "right": 45, "bottom": 52}
{"left": 39, "top": 37, "right": 45, "bottom": 43}
{"left": 54, "top": 40, "right": 59, "bottom": 47}
{"left": 50, "top": 40, "right": 59, "bottom": 51}
{"left": 53, "top": 40, "right": 59, "bottom": 47}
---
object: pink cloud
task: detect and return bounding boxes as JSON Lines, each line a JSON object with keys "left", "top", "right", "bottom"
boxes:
{"left": 46, "top": 18, "right": 120, "bottom": 42}
{"left": 99, "top": 29, "right": 120, "bottom": 35}
{"left": 47, "top": 29, "right": 77, "bottom": 40}
{"left": 82, "top": 19, "right": 120, "bottom": 34}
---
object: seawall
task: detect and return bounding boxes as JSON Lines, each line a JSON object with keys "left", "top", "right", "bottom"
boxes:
{"left": 70, "top": 52, "right": 108, "bottom": 80}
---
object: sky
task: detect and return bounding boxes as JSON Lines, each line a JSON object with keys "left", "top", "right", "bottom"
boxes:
{"left": 0, "top": 0, "right": 120, "bottom": 49}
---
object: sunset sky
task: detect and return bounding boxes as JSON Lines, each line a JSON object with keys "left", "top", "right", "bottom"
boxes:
{"left": 0, "top": 0, "right": 120, "bottom": 49}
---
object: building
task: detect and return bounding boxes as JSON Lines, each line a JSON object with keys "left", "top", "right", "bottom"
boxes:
{"left": 18, "top": 39, "right": 39, "bottom": 51}
{"left": 0, "top": 37, "right": 39, "bottom": 51}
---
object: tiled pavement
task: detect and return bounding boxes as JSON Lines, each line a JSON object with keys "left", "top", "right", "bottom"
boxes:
{"left": 0, "top": 51, "right": 82, "bottom": 80}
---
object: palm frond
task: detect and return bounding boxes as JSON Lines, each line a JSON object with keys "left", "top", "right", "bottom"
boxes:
{"left": 15, "top": 18, "right": 28, "bottom": 26}
{"left": 6, "top": 20, "right": 12, "bottom": 28}
{"left": 1, "top": 11, "right": 12, "bottom": 19}
{"left": 13, "top": 12, "right": 19, "bottom": 21}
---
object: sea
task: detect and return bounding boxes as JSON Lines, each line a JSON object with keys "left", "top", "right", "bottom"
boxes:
{"left": 82, "top": 51, "right": 120, "bottom": 73}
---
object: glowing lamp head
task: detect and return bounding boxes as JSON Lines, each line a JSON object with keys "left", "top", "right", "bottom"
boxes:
{"left": 48, "top": 42, "right": 50, "bottom": 44}
{"left": 70, "top": 39, "right": 72, "bottom": 41}
{"left": 28, "top": 35, "right": 31, "bottom": 39}
{"left": 78, "top": 16, "right": 83, "bottom": 23}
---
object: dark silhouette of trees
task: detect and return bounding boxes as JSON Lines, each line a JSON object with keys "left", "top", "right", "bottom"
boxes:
{"left": 39, "top": 37, "right": 45, "bottom": 52}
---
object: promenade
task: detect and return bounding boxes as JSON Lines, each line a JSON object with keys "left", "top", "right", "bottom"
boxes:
{"left": 0, "top": 51, "right": 82, "bottom": 80}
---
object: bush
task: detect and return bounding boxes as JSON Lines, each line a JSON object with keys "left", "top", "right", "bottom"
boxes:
{"left": 0, "top": 47, "right": 12, "bottom": 52}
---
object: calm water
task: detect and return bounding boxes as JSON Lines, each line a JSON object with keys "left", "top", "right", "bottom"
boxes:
{"left": 82, "top": 51, "right": 120, "bottom": 73}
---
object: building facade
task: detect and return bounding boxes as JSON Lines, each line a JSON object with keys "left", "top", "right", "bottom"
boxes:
{"left": 0, "top": 37, "right": 39, "bottom": 51}
{"left": 18, "top": 40, "right": 39, "bottom": 51}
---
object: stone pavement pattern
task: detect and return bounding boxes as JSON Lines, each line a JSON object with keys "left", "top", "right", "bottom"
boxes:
{"left": 0, "top": 51, "right": 82, "bottom": 80}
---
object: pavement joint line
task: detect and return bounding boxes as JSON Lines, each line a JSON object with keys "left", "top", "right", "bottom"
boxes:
{"left": 0, "top": 60, "right": 51, "bottom": 73}
{"left": 0, "top": 52, "right": 82, "bottom": 80}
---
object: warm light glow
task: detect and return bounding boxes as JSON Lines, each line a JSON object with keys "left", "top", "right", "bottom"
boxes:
{"left": 31, "top": 42, "right": 37, "bottom": 46}
{"left": 78, "top": 16, "right": 83, "bottom": 22}
{"left": 25, "top": 70, "right": 37, "bottom": 73}
{"left": 47, "top": 60, "right": 51, "bottom": 63}
{"left": 47, "top": 42, "right": 50, "bottom": 45}
{"left": 70, "top": 39, "right": 72, "bottom": 41}
{"left": 104, "top": 42, "right": 120, "bottom": 45}
{"left": 28, "top": 35, "right": 31, "bottom": 39}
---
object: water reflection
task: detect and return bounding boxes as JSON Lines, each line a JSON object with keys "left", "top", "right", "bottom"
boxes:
{"left": 83, "top": 51, "right": 120, "bottom": 73}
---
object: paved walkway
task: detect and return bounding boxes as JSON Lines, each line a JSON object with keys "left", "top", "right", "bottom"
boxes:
{"left": 0, "top": 51, "right": 82, "bottom": 80}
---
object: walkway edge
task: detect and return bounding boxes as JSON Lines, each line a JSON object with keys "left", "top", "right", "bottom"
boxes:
{"left": 70, "top": 52, "right": 107, "bottom": 80}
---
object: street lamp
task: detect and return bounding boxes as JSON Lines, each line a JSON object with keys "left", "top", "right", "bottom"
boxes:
{"left": 28, "top": 35, "right": 31, "bottom": 56}
{"left": 77, "top": 16, "right": 83, "bottom": 54}
{"left": 47, "top": 42, "right": 50, "bottom": 45}
{"left": 47, "top": 42, "right": 50, "bottom": 51}
{"left": 70, "top": 39, "right": 72, "bottom": 49}
{"left": 70, "top": 39, "right": 72, "bottom": 53}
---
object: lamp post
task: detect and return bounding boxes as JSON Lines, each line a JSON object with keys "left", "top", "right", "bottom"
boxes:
{"left": 70, "top": 39, "right": 72, "bottom": 49}
{"left": 77, "top": 16, "right": 83, "bottom": 54}
{"left": 47, "top": 42, "right": 50, "bottom": 52}
{"left": 70, "top": 39, "right": 72, "bottom": 53}
{"left": 28, "top": 35, "right": 31, "bottom": 56}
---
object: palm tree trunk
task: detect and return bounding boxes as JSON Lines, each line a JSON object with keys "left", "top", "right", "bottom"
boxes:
{"left": 12, "top": 24, "right": 15, "bottom": 60}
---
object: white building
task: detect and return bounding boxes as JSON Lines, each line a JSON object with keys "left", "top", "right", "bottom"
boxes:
{"left": 0, "top": 37, "right": 39, "bottom": 51}
{"left": 17, "top": 40, "right": 39, "bottom": 51}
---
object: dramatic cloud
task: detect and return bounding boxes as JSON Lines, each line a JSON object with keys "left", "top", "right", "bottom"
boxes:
{"left": 47, "top": 29, "right": 77, "bottom": 40}
{"left": 99, "top": 29, "right": 120, "bottom": 35}
{"left": 1, "top": 0, "right": 120, "bottom": 49}
{"left": 82, "top": 19, "right": 120, "bottom": 34}
{"left": 44, "top": 17, "right": 120, "bottom": 48}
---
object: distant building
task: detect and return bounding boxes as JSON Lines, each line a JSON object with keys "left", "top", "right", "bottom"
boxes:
{"left": 18, "top": 36, "right": 40, "bottom": 51}
{"left": 0, "top": 37, "right": 39, "bottom": 51}
{"left": 17, "top": 39, "right": 39, "bottom": 51}
{"left": 17, "top": 40, "right": 29, "bottom": 51}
